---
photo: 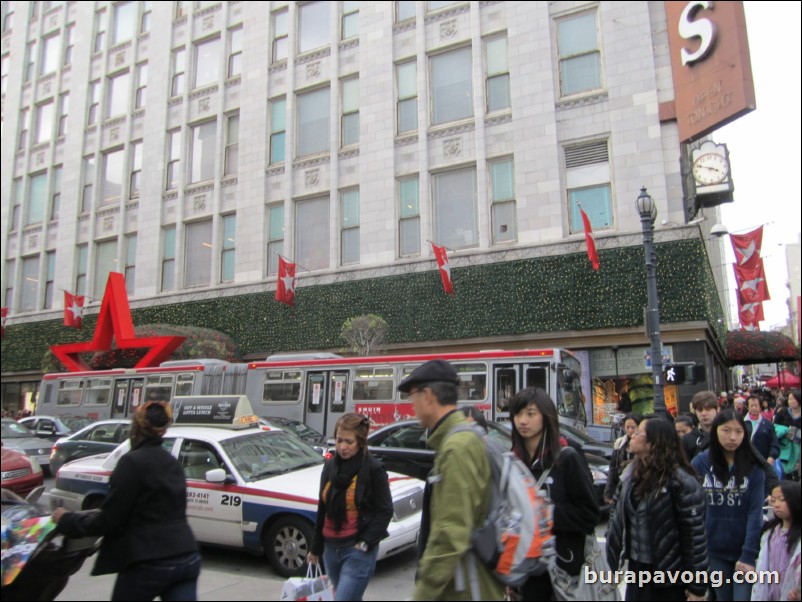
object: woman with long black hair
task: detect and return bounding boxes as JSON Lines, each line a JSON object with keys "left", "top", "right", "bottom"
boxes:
{"left": 752, "top": 481, "right": 801, "bottom": 601}
{"left": 508, "top": 387, "right": 599, "bottom": 601}
{"left": 692, "top": 409, "right": 766, "bottom": 601}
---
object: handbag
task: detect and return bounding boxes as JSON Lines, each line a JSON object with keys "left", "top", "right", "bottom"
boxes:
{"left": 279, "top": 564, "right": 335, "bottom": 601}
{"left": 549, "top": 534, "right": 620, "bottom": 602}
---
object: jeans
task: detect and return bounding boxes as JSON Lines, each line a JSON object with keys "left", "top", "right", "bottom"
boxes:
{"left": 322, "top": 541, "right": 379, "bottom": 602}
{"left": 708, "top": 554, "right": 752, "bottom": 602}
{"left": 111, "top": 551, "right": 202, "bottom": 601}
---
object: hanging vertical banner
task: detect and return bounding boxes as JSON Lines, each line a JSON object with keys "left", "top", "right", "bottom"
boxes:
{"left": 431, "top": 243, "right": 455, "bottom": 296}
{"left": 730, "top": 226, "right": 763, "bottom": 269}
{"left": 1, "top": 307, "right": 7, "bottom": 338}
{"left": 275, "top": 257, "right": 297, "bottom": 306}
{"left": 734, "top": 261, "right": 770, "bottom": 303}
{"left": 579, "top": 206, "right": 600, "bottom": 270}
{"left": 63, "top": 291, "right": 85, "bottom": 329}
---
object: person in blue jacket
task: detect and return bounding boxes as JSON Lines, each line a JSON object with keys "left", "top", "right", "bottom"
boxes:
{"left": 692, "top": 409, "right": 765, "bottom": 602}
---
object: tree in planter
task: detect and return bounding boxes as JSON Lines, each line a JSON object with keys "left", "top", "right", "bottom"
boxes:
{"left": 340, "top": 314, "right": 388, "bottom": 356}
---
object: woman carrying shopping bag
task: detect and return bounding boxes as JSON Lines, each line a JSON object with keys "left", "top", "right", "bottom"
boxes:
{"left": 307, "top": 414, "right": 393, "bottom": 602}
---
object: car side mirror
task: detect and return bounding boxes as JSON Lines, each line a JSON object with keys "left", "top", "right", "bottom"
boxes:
{"left": 205, "top": 468, "right": 234, "bottom": 484}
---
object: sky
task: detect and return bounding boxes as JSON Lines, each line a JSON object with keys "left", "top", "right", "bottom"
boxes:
{"left": 715, "top": 1, "right": 801, "bottom": 331}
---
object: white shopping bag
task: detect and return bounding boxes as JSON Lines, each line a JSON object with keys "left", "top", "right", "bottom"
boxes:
{"left": 279, "top": 564, "right": 334, "bottom": 601}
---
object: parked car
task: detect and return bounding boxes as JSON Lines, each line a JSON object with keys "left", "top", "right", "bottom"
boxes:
{"left": 1, "top": 419, "right": 53, "bottom": 475}
{"left": 559, "top": 422, "right": 614, "bottom": 460}
{"left": 49, "top": 419, "right": 131, "bottom": 475}
{"left": 1, "top": 445, "right": 45, "bottom": 496}
{"left": 49, "top": 397, "right": 423, "bottom": 577}
{"left": 18, "top": 416, "right": 93, "bottom": 442}
{"left": 367, "top": 419, "right": 611, "bottom": 518}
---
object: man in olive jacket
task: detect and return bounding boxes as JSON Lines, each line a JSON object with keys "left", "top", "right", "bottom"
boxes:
{"left": 399, "top": 359, "right": 504, "bottom": 601}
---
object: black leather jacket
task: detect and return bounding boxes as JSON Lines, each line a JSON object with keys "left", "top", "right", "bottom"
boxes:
{"left": 605, "top": 463, "right": 708, "bottom": 596}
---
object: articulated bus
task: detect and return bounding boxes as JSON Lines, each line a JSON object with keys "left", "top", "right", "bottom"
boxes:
{"left": 36, "top": 349, "right": 587, "bottom": 437}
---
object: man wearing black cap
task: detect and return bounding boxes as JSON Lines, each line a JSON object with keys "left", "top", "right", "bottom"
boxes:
{"left": 398, "top": 359, "right": 504, "bottom": 601}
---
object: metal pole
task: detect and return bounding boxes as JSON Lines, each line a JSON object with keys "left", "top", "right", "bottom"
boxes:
{"left": 639, "top": 207, "right": 667, "bottom": 416}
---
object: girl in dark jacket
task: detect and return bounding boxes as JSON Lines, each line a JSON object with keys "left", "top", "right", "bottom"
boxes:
{"left": 606, "top": 417, "right": 708, "bottom": 602}
{"left": 604, "top": 413, "right": 642, "bottom": 504}
{"left": 307, "top": 413, "right": 393, "bottom": 601}
{"left": 509, "top": 387, "right": 599, "bottom": 601}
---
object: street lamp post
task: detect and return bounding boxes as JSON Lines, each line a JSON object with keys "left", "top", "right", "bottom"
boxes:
{"left": 636, "top": 186, "right": 667, "bottom": 417}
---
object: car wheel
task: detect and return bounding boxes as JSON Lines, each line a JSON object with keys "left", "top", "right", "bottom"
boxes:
{"left": 264, "top": 516, "right": 313, "bottom": 577}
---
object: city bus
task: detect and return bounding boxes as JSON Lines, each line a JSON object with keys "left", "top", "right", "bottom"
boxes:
{"left": 35, "top": 348, "right": 587, "bottom": 437}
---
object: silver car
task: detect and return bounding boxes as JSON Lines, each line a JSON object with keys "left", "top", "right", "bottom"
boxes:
{"left": 1, "top": 418, "right": 53, "bottom": 474}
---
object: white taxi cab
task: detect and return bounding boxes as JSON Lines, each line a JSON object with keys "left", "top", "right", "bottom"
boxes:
{"left": 49, "top": 396, "right": 423, "bottom": 577}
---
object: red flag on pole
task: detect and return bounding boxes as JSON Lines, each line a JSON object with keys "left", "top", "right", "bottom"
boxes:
{"left": 1, "top": 307, "right": 7, "bottom": 338}
{"left": 730, "top": 226, "right": 763, "bottom": 269}
{"left": 63, "top": 291, "right": 85, "bottom": 328}
{"left": 431, "top": 243, "right": 455, "bottom": 296}
{"left": 734, "top": 261, "right": 770, "bottom": 303}
{"left": 579, "top": 207, "right": 600, "bottom": 271}
{"left": 275, "top": 257, "right": 296, "bottom": 306}
{"left": 737, "top": 298, "right": 764, "bottom": 327}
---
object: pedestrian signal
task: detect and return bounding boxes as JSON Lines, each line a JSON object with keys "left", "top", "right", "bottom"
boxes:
{"left": 663, "top": 364, "right": 705, "bottom": 385}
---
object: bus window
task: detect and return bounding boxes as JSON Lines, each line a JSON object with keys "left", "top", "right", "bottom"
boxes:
{"left": 85, "top": 379, "right": 112, "bottom": 405}
{"left": 525, "top": 367, "right": 547, "bottom": 391}
{"left": 175, "top": 373, "right": 196, "bottom": 396}
{"left": 495, "top": 368, "right": 516, "bottom": 413}
{"left": 306, "top": 373, "right": 325, "bottom": 414}
{"left": 263, "top": 370, "right": 302, "bottom": 403}
{"left": 353, "top": 367, "right": 394, "bottom": 401}
{"left": 398, "top": 365, "right": 421, "bottom": 400}
{"left": 144, "top": 376, "right": 173, "bottom": 403}
{"left": 330, "top": 373, "right": 347, "bottom": 413}
{"left": 557, "top": 366, "right": 587, "bottom": 425}
{"left": 58, "top": 380, "right": 83, "bottom": 406}
{"left": 454, "top": 363, "right": 487, "bottom": 402}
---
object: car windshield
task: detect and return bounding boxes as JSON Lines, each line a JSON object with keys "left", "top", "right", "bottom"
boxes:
{"left": 1, "top": 421, "right": 35, "bottom": 438}
{"left": 62, "top": 417, "right": 94, "bottom": 432}
{"left": 221, "top": 431, "right": 324, "bottom": 482}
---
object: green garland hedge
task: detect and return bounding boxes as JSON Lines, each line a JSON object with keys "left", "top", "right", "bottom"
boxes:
{"left": 1, "top": 239, "right": 725, "bottom": 373}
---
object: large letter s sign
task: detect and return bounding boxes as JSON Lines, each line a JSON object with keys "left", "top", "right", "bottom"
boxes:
{"left": 679, "top": 0, "right": 717, "bottom": 66}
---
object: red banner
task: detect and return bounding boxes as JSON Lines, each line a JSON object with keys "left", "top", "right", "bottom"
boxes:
{"left": 730, "top": 226, "right": 763, "bottom": 269}
{"left": 1, "top": 307, "right": 7, "bottom": 338}
{"left": 275, "top": 257, "right": 296, "bottom": 306}
{"left": 63, "top": 291, "right": 85, "bottom": 329}
{"left": 737, "top": 299, "right": 764, "bottom": 328}
{"left": 431, "top": 243, "right": 454, "bottom": 296}
{"left": 734, "top": 261, "right": 770, "bottom": 303}
{"left": 579, "top": 207, "right": 600, "bottom": 271}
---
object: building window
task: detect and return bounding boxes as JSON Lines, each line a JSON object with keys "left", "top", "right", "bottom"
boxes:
{"left": 125, "top": 234, "right": 136, "bottom": 294}
{"left": 106, "top": 71, "right": 131, "bottom": 118}
{"left": 21, "top": 256, "right": 40, "bottom": 312}
{"left": 297, "top": 87, "right": 330, "bottom": 157}
{"left": 34, "top": 101, "right": 54, "bottom": 145}
{"left": 342, "top": 1, "right": 358, "bottom": 39}
{"left": 171, "top": 48, "right": 186, "bottom": 96}
{"left": 130, "top": 141, "right": 142, "bottom": 198}
{"left": 489, "top": 157, "right": 516, "bottom": 243}
{"left": 1, "top": 53, "right": 9, "bottom": 95}
{"left": 299, "top": 1, "right": 330, "bottom": 54}
{"left": 64, "top": 23, "right": 74, "bottom": 66}
{"left": 296, "top": 197, "right": 329, "bottom": 270}
{"left": 396, "top": 62, "right": 417, "bottom": 134}
{"left": 4, "top": 260, "right": 15, "bottom": 309}
{"left": 162, "top": 227, "right": 175, "bottom": 291}
{"left": 26, "top": 173, "right": 47, "bottom": 226}
{"left": 76, "top": 245, "right": 88, "bottom": 296}
{"left": 429, "top": 1, "right": 461, "bottom": 11}
{"left": 399, "top": 176, "right": 420, "bottom": 256}
{"left": 269, "top": 97, "right": 286, "bottom": 164}
{"left": 272, "top": 8, "right": 288, "bottom": 62}
{"left": 51, "top": 166, "right": 62, "bottom": 220}
{"left": 94, "top": 240, "right": 117, "bottom": 297}
{"left": 58, "top": 92, "right": 69, "bottom": 136}
{"left": 94, "top": 9, "right": 107, "bottom": 53}
{"left": 40, "top": 33, "right": 61, "bottom": 76}
{"left": 166, "top": 130, "right": 181, "bottom": 190}
{"left": 221, "top": 214, "right": 236, "bottom": 282}
{"left": 341, "top": 78, "right": 359, "bottom": 147}
{"left": 101, "top": 148, "right": 124, "bottom": 204}
{"left": 189, "top": 121, "right": 216, "bottom": 183}
{"left": 267, "top": 204, "right": 284, "bottom": 276}
{"left": 11, "top": 179, "right": 23, "bottom": 232}
{"left": 565, "top": 140, "right": 612, "bottom": 233}
{"left": 228, "top": 27, "right": 242, "bottom": 78}
{"left": 485, "top": 36, "right": 510, "bottom": 112}
{"left": 135, "top": 62, "right": 147, "bottom": 109}
{"left": 396, "top": 1, "right": 415, "bottom": 22}
{"left": 224, "top": 114, "right": 239, "bottom": 176}
{"left": 184, "top": 220, "right": 213, "bottom": 287}
{"left": 141, "top": 1, "right": 152, "bottom": 34}
{"left": 194, "top": 37, "right": 221, "bottom": 89}
{"left": 112, "top": 1, "right": 136, "bottom": 46}
{"left": 44, "top": 251, "right": 56, "bottom": 309}
{"left": 2, "top": 2, "right": 14, "bottom": 33}
{"left": 431, "top": 47, "right": 473, "bottom": 125}
{"left": 557, "top": 11, "right": 602, "bottom": 97}
{"left": 24, "top": 41, "right": 35, "bottom": 82}
{"left": 341, "top": 189, "right": 359, "bottom": 265}
{"left": 433, "top": 166, "right": 477, "bottom": 249}
{"left": 82, "top": 156, "right": 95, "bottom": 213}
{"left": 18, "top": 108, "right": 29, "bottom": 150}
{"left": 88, "top": 80, "right": 100, "bottom": 125}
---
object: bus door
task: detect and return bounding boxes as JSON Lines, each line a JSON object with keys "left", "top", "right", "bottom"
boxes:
{"left": 304, "top": 371, "right": 349, "bottom": 438}
{"left": 493, "top": 363, "right": 549, "bottom": 422}
{"left": 112, "top": 378, "right": 144, "bottom": 418}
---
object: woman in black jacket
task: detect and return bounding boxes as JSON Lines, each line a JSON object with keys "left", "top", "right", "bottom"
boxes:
{"left": 307, "top": 413, "right": 393, "bottom": 602}
{"left": 52, "top": 401, "right": 200, "bottom": 601}
{"left": 606, "top": 417, "right": 708, "bottom": 602}
{"left": 510, "top": 387, "right": 599, "bottom": 601}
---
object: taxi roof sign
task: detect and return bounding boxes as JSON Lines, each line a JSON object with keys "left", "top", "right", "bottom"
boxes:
{"left": 170, "top": 395, "right": 259, "bottom": 429}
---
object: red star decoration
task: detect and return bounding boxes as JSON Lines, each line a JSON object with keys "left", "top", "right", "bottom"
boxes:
{"left": 50, "top": 272, "right": 185, "bottom": 372}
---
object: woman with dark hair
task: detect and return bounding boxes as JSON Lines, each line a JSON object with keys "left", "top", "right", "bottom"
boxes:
{"left": 606, "top": 417, "right": 708, "bottom": 601}
{"left": 307, "top": 413, "right": 393, "bottom": 601}
{"left": 692, "top": 410, "right": 766, "bottom": 601}
{"left": 509, "top": 387, "right": 599, "bottom": 601}
{"left": 52, "top": 401, "right": 201, "bottom": 601}
{"left": 460, "top": 404, "right": 489, "bottom": 431}
{"left": 774, "top": 389, "right": 801, "bottom": 481}
{"left": 752, "top": 481, "right": 801, "bottom": 601}
{"left": 604, "top": 413, "right": 642, "bottom": 504}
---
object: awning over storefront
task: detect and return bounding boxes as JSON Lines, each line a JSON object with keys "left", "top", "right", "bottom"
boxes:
{"left": 726, "top": 330, "right": 800, "bottom": 366}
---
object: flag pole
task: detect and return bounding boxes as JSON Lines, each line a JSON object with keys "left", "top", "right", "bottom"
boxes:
{"left": 273, "top": 252, "right": 312, "bottom": 274}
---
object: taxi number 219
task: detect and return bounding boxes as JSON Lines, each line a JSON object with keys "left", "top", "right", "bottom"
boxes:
{"left": 221, "top": 494, "right": 242, "bottom": 506}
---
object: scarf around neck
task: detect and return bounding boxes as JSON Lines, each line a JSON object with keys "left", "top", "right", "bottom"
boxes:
{"left": 325, "top": 453, "right": 364, "bottom": 530}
